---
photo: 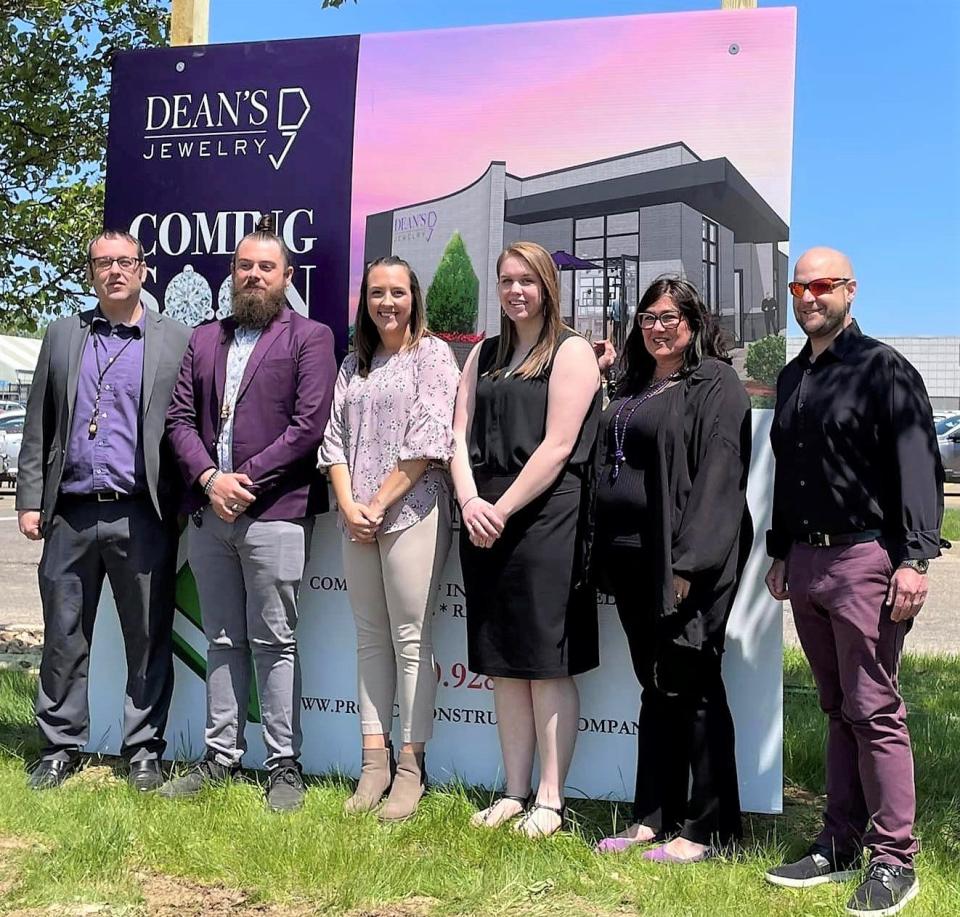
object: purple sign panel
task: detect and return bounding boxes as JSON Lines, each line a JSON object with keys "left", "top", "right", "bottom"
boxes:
{"left": 104, "top": 37, "right": 360, "bottom": 355}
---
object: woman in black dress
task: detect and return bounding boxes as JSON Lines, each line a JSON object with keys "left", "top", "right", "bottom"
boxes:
{"left": 592, "top": 277, "right": 752, "bottom": 863}
{"left": 451, "top": 241, "right": 601, "bottom": 838}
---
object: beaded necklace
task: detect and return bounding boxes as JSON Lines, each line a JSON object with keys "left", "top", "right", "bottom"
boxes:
{"left": 609, "top": 372, "right": 680, "bottom": 482}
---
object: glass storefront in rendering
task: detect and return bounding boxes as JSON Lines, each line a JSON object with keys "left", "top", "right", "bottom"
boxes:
{"left": 572, "top": 212, "right": 641, "bottom": 352}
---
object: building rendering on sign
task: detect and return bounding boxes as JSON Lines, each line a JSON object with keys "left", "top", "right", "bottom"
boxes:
{"left": 364, "top": 143, "right": 789, "bottom": 352}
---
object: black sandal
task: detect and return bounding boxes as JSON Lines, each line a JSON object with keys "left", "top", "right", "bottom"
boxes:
{"left": 514, "top": 801, "right": 566, "bottom": 838}
{"left": 472, "top": 791, "right": 532, "bottom": 827}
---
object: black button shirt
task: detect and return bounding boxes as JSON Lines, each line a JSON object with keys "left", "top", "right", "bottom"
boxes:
{"left": 768, "top": 320, "right": 943, "bottom": 563}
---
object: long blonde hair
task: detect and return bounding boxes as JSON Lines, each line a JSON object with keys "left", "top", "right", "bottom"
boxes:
{"left": 491, "top": 241, "right": 565, "bottom": 379}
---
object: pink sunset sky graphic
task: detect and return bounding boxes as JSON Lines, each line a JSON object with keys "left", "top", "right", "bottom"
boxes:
{"left": 347, "top": 7, "right": 796, "bottom": 316}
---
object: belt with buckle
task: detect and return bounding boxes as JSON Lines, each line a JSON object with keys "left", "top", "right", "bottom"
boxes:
{"left": 798, "top": 529, "right": 882, "bottom": 548}
{"left": 61, "top": 490, "right": 139, "bottom": 504}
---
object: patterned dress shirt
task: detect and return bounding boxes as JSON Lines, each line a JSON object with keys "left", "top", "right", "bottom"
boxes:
{"left": 216, "top": 325, "right": 262, "bottom": 473}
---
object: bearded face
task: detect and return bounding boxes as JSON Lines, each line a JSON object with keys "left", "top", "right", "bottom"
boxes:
{"left": 232, "top": 285, "right": 286, "bottom": 329}
{"left": 230, "top": 237, "right": 291, "bottom": 328}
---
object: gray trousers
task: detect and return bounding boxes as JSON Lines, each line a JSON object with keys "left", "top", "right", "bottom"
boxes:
{"left": 188, "top": 507, "right": 313, "bottom": 769}
{"left": 36, "top": 496, "right": 178, "bottom": 763}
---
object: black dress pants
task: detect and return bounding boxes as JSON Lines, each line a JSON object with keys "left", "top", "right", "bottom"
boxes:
{"left": 609, "top": 552, "right": 742, "bottom": 847}
{"left": 36, "top": 496, "right": 178, "bottom": 762}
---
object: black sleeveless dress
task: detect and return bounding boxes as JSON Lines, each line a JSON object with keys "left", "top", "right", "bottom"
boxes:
{"left": 460, "top": 330, "right": 602, "bottom": 679}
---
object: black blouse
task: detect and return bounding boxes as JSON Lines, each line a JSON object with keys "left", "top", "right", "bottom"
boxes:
{"left": 594, "top": 385, "right": 676, "bottom": 548}
{"left": 469, "top": 329, "right": 601, "bottom": 479}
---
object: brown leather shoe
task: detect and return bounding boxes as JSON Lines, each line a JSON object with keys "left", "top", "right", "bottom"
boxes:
{"left": 344, "top": 745, "right": 394, "bottom": 814}
{"left": 377, "top": 749, "right": 425, "bottom": 822}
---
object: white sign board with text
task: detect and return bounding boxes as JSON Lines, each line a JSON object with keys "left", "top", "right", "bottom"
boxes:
{"left": 87, "top": 413, "right": 783, "bottom": 813}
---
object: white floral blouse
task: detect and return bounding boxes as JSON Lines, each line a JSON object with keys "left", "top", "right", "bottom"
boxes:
{"left": 319, "top": 334, "right": 460, "bottom": 534}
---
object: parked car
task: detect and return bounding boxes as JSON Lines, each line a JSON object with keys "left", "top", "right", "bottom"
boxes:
{"left": 938, "top": 413, "right": 960, "bottom": 484}
{"left": 0, "top": 399, "right": 26, "bottom": 413}
{"left": 0, "top": 409, "right": 25, "bottom": 486}
{"left": 936, "top": 412, "right": 960, "bottom": 441}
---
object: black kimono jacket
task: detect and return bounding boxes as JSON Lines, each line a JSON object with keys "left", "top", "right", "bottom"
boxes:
{"left": 589, "top": 358, "right": 753, "bottom": 689}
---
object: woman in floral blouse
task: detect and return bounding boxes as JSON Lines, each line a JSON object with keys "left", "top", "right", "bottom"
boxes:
{"left": 319, "top": 256, "right": 459, "bottom": 821}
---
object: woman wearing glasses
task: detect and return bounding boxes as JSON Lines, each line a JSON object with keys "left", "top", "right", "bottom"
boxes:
{"left": 452, "top": 241, "right": 601, "bottom": 837}
{"left": 592, "top": 277, "right": 752, "bottom": 863}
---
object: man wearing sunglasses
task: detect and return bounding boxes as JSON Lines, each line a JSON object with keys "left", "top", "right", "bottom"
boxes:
{"left": 16, "top": 230, "right": 192, "bottom": 792}
{"left": 763, "top": 247, "right": 942, "bottom": 916}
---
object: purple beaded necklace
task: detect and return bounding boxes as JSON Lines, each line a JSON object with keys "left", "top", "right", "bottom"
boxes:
{"left": 610, "top": 372, "right": 680, "bottom": 482}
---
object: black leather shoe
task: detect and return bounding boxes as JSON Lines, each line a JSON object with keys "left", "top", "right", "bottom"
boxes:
{"left": 28, "top": 757, "right": 78, "bottom": 790}
{"left": 128, "top": 759, "right": 164, "bottom": 792}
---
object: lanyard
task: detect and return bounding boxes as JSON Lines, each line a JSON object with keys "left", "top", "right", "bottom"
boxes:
{"left": 87, "top": 330, "right": 137, "bottom": 437}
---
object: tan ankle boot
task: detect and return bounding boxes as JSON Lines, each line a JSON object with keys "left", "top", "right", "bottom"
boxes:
{"left": 344, "top": 746, "right": 394, "bottom": 814}
{"left": 377, "top": 749, "right": 425, "bottom": 822}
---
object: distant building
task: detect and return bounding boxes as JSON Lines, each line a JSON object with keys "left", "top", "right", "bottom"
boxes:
{"left": 0, "top": 334, "right": 40, "bottom": 400}
{"left": 366, "top": 142, "right": 788, "bottom": 353}
{"left": 787, "top": 336, "right": 960, "bottom": 410}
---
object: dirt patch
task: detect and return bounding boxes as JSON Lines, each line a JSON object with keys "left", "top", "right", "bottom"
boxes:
{"left": 345, "top": 898, "right": 437, "bottom": 917}
{"left": 137, "top": 871, "right": 323, "bottom": 916}
{"left": 0, "top": 836, "right": 39, "bottom": 909}
{"left": 782, "top": 784, "right": 825, "bottom": 807}
{"left": 69, "top": 765, "right": 123, "bottom": 789}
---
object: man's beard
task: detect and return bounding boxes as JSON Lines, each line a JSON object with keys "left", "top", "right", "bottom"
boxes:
{"left": 232, "top": 286, "right": 286, "bottom": 329}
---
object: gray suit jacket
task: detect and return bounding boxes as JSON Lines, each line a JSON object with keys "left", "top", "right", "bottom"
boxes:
{"left": 17, "top": 306, "right": 192, "bottom": 526}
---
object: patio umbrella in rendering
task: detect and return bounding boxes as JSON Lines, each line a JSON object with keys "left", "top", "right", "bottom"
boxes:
{"left": 551, "top": 250, "right": 601, "bottom": 271}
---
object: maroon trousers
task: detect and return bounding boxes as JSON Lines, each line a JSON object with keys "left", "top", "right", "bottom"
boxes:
{"left": 788, "top": 540, "right": 917, "bottom": 866}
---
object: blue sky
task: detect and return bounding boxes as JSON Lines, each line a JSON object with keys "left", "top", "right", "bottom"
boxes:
{"left": 212, "top": 0, "right": 960, "bottom": 336}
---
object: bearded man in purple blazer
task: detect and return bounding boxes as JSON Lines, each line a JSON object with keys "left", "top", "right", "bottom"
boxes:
{"left": 162, "top": 216, "right": 336, "bottom": 812}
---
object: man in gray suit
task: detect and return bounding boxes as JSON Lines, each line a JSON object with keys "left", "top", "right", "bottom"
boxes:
{"left": 17, "top": 229, "right": 191, "bottom": 791}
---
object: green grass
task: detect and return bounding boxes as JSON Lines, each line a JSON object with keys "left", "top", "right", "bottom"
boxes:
{"left": 942, "top": 507, "right": 960, "bottom": 543}
{"left": 0, "top": 658, "right": 958, "bottom": 915}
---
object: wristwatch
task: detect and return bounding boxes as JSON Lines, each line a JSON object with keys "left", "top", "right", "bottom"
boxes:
{"left": 899, "top": 558, "right": 929, "bottom": 574}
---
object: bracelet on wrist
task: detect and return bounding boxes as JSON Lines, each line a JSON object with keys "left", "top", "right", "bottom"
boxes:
{"left": 202, "top": 469, "right": 220, "bottom": 497}
{"left": 460, "top": 495, "right": 480, "bottom": 512}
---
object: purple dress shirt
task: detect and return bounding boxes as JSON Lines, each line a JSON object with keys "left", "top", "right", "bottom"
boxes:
{"left": 61, "top": 310, "right": 146, "bottom": 496}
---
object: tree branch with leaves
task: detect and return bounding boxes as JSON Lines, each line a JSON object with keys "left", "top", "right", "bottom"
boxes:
{"left": 0, "top": 1, "right": 168, "bottom": 332}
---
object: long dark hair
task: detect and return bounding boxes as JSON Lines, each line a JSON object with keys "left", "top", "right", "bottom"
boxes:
{"left": 619, "top": 276, "right": 729, "bottom": 396}
{"left": 354, "top": 256, "right": 428, "bottom": 377}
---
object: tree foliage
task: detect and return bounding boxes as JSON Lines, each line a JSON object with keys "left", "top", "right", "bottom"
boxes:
{"left": 1, "top": 1, "right": 168, "bottom": 332}
{"left": 426, "top": 233, "right": 479, "bottom": 334}
{"left": 745, "top": 332, "right": 786, "bottom": 385}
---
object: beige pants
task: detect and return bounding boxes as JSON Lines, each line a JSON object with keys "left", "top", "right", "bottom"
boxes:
{"left": 341, "top": 499, "right": 451, "bottom": 744}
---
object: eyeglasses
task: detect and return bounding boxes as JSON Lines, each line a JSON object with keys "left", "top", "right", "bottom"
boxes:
{"left": 638, "top": 310, "right": 683, "bottom": 330}
{"left": 788, "top": 277, "right": 850, "bottom": 298}
{"left": 90, "top": 256, "right": 142, "bottom": 273}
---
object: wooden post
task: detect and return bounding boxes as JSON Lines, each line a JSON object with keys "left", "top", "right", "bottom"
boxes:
{"left": 171, "top": 0, "right": 210, "bottom": 46}
{"left": 721, "top": 0, "right": 758, "bottom": 8}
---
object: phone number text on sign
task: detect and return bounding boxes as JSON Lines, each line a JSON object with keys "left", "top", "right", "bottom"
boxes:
{"left": 435, "top": 661, "right": 494, "bottom": 691}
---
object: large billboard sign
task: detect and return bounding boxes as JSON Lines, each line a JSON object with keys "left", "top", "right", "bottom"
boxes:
{"left": 104, "top": 37, "right": 360, "bottom": 351}
{"left": 92, "top": 9, "right": 797, "bottom": 814}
